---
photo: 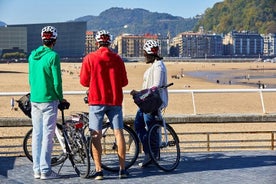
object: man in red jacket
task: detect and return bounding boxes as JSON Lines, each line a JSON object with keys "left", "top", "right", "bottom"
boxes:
{"left": 80, "top": 30, "right": 128, "bottom": 180}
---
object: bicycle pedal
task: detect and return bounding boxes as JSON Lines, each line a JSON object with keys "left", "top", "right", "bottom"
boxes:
{"left": 112, "top": 143, "right": 118, "bottom": 150}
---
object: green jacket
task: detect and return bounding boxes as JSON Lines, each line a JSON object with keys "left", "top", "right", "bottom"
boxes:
{"left": 28, "top": 45, "right": 63, "bottom": 102}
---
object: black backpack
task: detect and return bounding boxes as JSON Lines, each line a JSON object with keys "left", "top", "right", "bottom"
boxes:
{"left": 16, "top": 93, "right": 31, "bottom": 118}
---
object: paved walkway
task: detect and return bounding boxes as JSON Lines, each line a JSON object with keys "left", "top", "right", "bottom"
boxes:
{"left": 1, "top": 151, "right": 276, "bottom": 184}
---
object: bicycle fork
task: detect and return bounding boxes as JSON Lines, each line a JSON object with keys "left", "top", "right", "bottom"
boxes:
{"left": 159, "top": 118, "right": 168, "bottom": 148}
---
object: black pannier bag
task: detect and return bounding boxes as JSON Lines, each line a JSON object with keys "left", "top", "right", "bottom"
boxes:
{"left": 16, "top": 93, "right": 31, "bottom": 118}
{"left": 132, "top": 87, "right": 163, "bottom": 113}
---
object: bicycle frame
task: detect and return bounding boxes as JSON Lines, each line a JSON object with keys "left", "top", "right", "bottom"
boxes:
{"left": 54, "top": 127, "right": 66, "bottom": 153}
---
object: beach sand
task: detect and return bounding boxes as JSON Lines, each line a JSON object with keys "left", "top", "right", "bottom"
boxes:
{"left": 1, "top": 60, "right": 276, "bottom": 153}
{"left": 2, "top": 61, "right": 276, "bottom": 117}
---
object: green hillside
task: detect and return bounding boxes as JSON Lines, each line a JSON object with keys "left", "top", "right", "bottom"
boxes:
{"left": 75, "top": 7, "right": 199, "bottom": 37}
{"left": 194, "top": 0, "right": 276, "bottom": 34}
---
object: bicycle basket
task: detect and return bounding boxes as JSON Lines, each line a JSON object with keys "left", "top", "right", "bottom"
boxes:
{"left": 132, "top": 87, "right": 162, "bottom": 113}
{"left": 16, "top": 93, "right": 31, "bottom": 118}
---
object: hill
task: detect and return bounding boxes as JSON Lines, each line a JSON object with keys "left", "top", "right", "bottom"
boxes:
{"left": 74, "top": 7, "right": 199, "bottom": 37}
{"left": 194, "top": 0, "right": 276, "bottom": 34}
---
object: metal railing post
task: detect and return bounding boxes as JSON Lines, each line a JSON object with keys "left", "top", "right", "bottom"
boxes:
{"left": 191, "top": 91, "right": 196, "bottom": 115}
{"left": 259, "top": 90, "right": 266, "bottom": 114}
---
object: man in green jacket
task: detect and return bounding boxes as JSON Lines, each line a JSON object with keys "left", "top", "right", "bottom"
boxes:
{"left": 28, "top": 26, "right": 63, "bottom": 180}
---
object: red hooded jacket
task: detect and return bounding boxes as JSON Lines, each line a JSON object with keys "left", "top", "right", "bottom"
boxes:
{"left": 80, "top": 47, "right": 128, "bottom": 106}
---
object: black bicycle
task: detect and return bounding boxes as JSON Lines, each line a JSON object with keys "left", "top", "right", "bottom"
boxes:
{"left": 19, "top": 97, "right": 90, "bottom": 178}
{"left": 132, "top": 83, "right": 181, "bottom": 171}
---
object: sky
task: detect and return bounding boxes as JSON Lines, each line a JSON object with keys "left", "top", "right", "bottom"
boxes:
{"left": 0, "top": 0, "right": 222, "bottom": 25}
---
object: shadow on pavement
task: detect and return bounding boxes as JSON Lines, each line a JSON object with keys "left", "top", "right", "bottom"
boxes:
{"left": 181, "top": 152, "right": 276, "bottom": 172}
{"left": 0, "top": 157, "right": 16, "bottom": 177}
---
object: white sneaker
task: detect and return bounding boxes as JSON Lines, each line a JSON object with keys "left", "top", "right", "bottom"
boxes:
{"left": 34, "top": 172, "right": 40, "bottom": 179}
{"left": 41, "top": 171, "right": 61, "bottom": 180}
{"left": 138, "top": 154, "right": 152, "bottom": 167}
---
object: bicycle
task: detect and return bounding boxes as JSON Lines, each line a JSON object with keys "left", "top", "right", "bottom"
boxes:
{"left": 21, "top": 96, "right": 140, "bottom": 173}
{"left": 132, "top": 83, "right": 181, "bottom": 172}
{"left": 80, "top": 96, "right": 140, "bottom": 172}
{"left": 18, "top": 96, "right": 90, "bottom": 178}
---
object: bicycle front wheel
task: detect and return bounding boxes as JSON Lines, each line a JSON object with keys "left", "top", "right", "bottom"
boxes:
{"left": 22, "top": 124, "right": 67, "bottom": 166}
{"left": 90, "top": 123, "right": 140, "bottom": 172}
{"left": 148, "top": 122, "right": 180, "bottom": 172}
{"left": 66, "top": 122, "right": 90, "bottom": 178}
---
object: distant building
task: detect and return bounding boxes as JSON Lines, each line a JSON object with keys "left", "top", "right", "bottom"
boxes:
{"left": 0, "top": 27, "right": 27, "bottom": 55}
{"left": 173, "top": 31, "right": 223, "bottom": 58}
{"left": 261, "top": 33, "right": 276, "bottom": 56}
{"left": 223, "top": 31, "right": 263, "bottom": 57}
{"left": 7, "top": 22, "right": 86, "bottom": 58}
{"left": 85, "top": 31, "right": 97, "bottom": 55}
{"left": 115, "top": 33, "right": 168, "bottom": 58}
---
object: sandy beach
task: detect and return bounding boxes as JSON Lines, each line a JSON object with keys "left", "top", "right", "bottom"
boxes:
{"left": 1, "top": 60, "right": 276, "bottom": 117}
{"left": 1, "top": 60, "right": 276, "bottom": 153}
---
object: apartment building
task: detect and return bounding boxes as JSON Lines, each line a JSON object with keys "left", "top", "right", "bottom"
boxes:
{"left": 114, "top": 33, "right": 169, "bottom": 58}
{"left": 262, "top": 33, "right": 276, "bottom": 56}
{"left": 85, "top": 31, "right": 97, "bottom": 55}
{"left": 173, "top": 32, "right": 223, "bottom": 58}
{"left": 223, "top": 31, "right": 263, "bottom": 57}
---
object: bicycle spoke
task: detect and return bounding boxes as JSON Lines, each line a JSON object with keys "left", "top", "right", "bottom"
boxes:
{"left": 94, "top": 123, "right": 139, "bottom": 172}
{"left": 68, "top": 129, "right": 90, "bottom": 178}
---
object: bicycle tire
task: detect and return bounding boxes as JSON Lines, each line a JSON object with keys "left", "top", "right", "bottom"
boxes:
{"left": 65, "top": 120, "right": 90, "bottom": 178}
{"left": 89, "top": 123, "right": 140, "bottom": 172}
{"left": 22, "top": 123, "right": 67, "bottom": 166}
{"left": 147, "top": 122, "right": 180, "bottom": 172}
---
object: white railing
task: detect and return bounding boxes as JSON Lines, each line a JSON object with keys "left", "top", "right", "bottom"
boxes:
{"left": 167, "top": 88, "right": 276, "bottom": 114}
{"left": 1, "top": 88, "right": 276, "bottom": 115}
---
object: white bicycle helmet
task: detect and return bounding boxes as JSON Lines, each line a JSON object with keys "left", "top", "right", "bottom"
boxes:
{"left": 41, "top": 26, "right": 58, "bottom": 40}
{"left": 95, "top": 30, "right": 112, "bottom": 44}
{"left": 143, "top": 40, "right": 159, "bottom": 55}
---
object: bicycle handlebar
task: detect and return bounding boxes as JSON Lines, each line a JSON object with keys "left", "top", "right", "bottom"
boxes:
{"left": 160, "top": 83, "right": 174, "bottom": 89}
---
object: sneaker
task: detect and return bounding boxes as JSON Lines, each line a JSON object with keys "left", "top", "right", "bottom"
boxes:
{"left": 90, "top": 170, "right": 104, "bottom": 180}
{"left": 119, "top": 169, "right": 129, "bottom": 179}
{"left": 40, "top": 171, "right": 60, "bottom": 180}
{"left": 34, "top": 172, "right": 40, "bottom": 179}
{"left": 138, "top": 154, "right": 152, "bottom": 167}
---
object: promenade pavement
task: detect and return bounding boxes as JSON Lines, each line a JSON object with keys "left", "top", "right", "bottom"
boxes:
{"left": 1, "top": 150, "right": 276, "bottom": 184}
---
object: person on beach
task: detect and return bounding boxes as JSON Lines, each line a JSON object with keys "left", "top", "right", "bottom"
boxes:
{"left": 29, "top": 26, "right": 64, "bottom": 180}
{"left": 131, "top": 40, "right": 168, "bottom": 167}
{"left": 80, "top": 30, "right": 129, "bottom": 180}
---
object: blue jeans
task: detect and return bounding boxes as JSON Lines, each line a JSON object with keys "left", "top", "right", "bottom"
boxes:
{"left": 31, "top": 100, "right": 59, "bottom": 175}
{"left": 134, "top": 109, "right": 159, "bottom": 155}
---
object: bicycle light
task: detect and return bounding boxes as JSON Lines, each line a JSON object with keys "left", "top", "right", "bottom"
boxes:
{"left": 74, "top": 121, "right": 84, "bottom": 129}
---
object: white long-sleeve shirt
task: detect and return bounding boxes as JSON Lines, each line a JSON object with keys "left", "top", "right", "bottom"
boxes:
{"left": 142, "top": 59, "right": 168, "bottom": 108}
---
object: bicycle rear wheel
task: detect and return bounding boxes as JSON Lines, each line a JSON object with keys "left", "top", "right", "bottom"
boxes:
{"left": 22, "top": 124, "right": 67, "bottom": 166}
{"left": 148, "top": 122, "right": 180, "bottom": 172}
{"left": 90, "top": 123, "right": 139, "bottom": 172}
{"left": 65, "top": 120, "right": 90, "bottom": 178}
